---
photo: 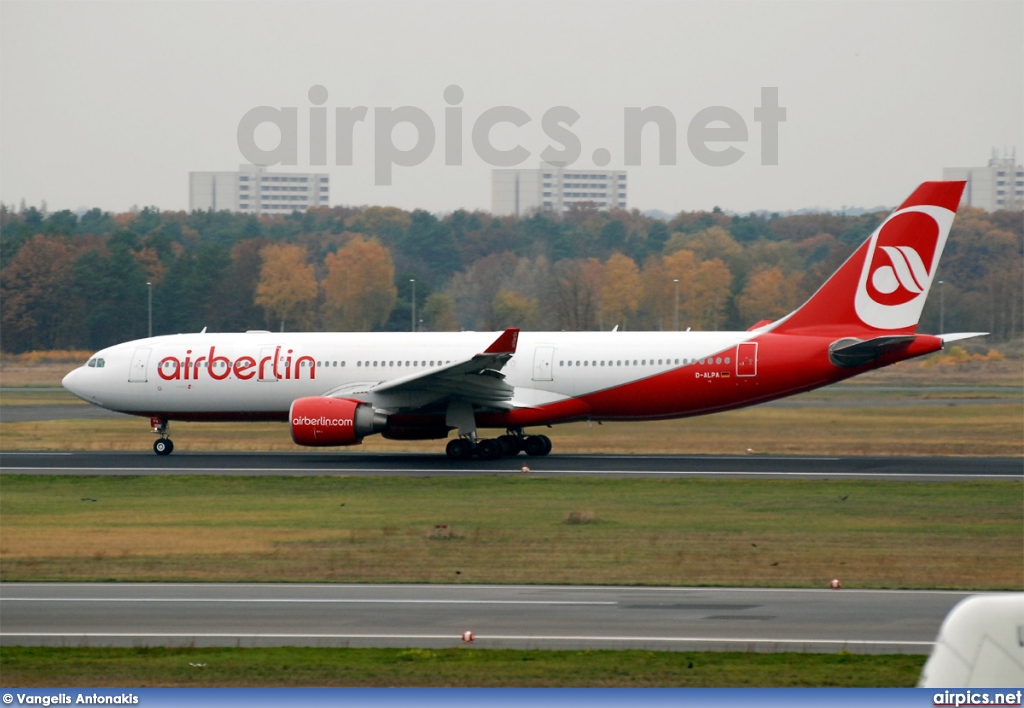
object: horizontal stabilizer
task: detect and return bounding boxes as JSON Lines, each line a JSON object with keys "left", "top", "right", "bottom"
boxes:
{"left": 829, "top": 335, "right": 916, "bottom": 369}
{"left": 939, "top": 332, "right": 988, "bottom": 344}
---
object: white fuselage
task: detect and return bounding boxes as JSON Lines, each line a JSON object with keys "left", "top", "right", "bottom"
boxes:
{"left": 63, "top": 329, "right": 756, "bottom": 420}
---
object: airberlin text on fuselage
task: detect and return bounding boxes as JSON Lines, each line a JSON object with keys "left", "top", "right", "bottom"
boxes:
{"left": 156, "top": 346, "right": 316, "bottom": 382}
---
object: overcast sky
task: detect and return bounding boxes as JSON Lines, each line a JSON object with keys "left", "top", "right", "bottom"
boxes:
{"left": 1, "top": 0, "right": 1021, "bottom": 215}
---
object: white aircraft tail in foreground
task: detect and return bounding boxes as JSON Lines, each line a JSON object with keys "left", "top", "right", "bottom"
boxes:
{"left": 63, "top": 181, "right": 985, "bottom": 459}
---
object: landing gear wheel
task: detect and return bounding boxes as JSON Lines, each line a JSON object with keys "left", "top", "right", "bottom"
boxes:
{"left": 524, "top": 434, "right": 552, "bottom": 457}
{"left": 498, "top": 434, "right": 521, "bottom": 456}
{"left": 153, "top": 438, "right": 174, "bottom": 456}
{"left": 539, "top": 434, "right": 552, "bottom": 455}
{"left": 446, "top": 438, "right": 474, "bottom": 461}
{"left": 477, "top": 438, "right": 503, "bottom": 460}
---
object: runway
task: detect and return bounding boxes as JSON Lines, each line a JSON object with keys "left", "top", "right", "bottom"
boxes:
{"left": 0, "top": 583, "right": 972, "bottom": 654}
{"left": 1, "top": 449, "right": 1016, "bottom": 656}
{"left": 1, "top": 450, "right": 1020, "bottom": 480}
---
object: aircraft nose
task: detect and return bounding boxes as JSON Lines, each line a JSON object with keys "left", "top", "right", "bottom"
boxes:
{"left": 62, "top": 367, "right": 84, "bottom": 396}
{"left": 62, "top": 365, "right": 97, "bottom": 403}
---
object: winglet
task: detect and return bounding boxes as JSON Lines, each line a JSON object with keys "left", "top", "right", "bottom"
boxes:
{"left": 484, "top": 328, "right": 519, "bottom": 355}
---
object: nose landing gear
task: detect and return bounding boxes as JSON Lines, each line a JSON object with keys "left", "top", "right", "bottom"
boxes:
{"left": 151, "top": 417, "right": 174, "bottom": 455}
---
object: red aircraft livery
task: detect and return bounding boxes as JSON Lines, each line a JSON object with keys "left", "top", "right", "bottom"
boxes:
{"left": 63, "top": 181, "right": 984, "bottom": 460}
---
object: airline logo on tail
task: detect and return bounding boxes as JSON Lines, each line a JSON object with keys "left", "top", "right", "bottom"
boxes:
{"left": 854, "top": 203, "right": 956, "bottom": 330}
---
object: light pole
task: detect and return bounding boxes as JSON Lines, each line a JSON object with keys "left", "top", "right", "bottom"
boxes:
{"left": 410, "top": 279, "right": 416, "bottom": 332}
{"left": 938, "top": 280, "right": 945, "bottom": 335}
{"left": 673, "top": 279, "right": 680, "bottom": 331}
{"left": 146, "top": 282, "right": 152, "bottom": 338}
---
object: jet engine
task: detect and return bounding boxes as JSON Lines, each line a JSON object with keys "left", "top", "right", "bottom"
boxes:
{"left": 289, "top": 397, "right": 387, "bottom": 446}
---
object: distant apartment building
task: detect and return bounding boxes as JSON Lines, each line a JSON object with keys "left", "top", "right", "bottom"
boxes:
{"left": 189, "top": 165, "right": 330, "bottom": 214}
{"left": 492, "top": 164, "right": 627, "bottom": 216}
{"left": 943, "top": 150, "right": 1023, "bottom": 211}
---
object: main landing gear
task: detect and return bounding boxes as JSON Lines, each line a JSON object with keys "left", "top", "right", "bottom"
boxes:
{"left": 151, "top": 417, "right": 174, "bottom": 456}
{"left": 445, "top": 431, "right": 552, "bottom": 461}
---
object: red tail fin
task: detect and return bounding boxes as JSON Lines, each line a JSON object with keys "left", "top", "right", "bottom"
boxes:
{"left": 770, "top": 181, "right": 966, "bottom": 336}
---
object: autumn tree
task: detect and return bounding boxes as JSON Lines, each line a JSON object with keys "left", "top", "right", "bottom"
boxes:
{"left": 0, "top": 234, "right": 83, "bottom": 351}
{"left": 492, "top": 289, "right": 541, "bottom": 329}
{"left": 662, "top": 249, "right": 698, "bottom": 330}
{"left": 636, "top": 256, "right": 670, "bottom": 330}
{"left": 321, "top": 236, "right": 397, "bottom": 331}
{"left": 599, "top": 253, "right": 642, "bottom": 330}
{"left": 687, "top": 258, "right": 733, "bottom": 330}
{"left": 422, "top": 292, "right": 460, "bottom": 331}
{"left": 255, "top": 243, "right": 318, "bottom": 331}
{"left": 554, "top": 258, "right": 603, "bottom": 330}
{"left": 346, "top": 206, "right": 411, "bottom": 244}
{"left": 665, "top": 225, "right": 742, "bottom": 265}
{"left": 735, "top": 266, "right": 804, "bottom": 326}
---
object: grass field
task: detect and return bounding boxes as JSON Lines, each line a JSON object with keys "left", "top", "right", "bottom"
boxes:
{"left": 0, "top": 646, "right": 928, "bottom": 688}
{"left": 1, "top": 475, "right": 1020, "bottom": 588}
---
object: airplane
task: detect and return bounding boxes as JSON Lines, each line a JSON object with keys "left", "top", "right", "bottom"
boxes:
{"left": 63, "top": 180, "right": 985, "bottom": 460}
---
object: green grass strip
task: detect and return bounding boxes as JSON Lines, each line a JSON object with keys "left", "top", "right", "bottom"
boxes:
{"left": 0, "top": 646, "right": 927, "bottom": 688}
{"left": 2, "top": 475, "right": 1020, "bottom": 589}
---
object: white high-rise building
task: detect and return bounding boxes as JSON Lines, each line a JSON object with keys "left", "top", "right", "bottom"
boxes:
{"left": 943, "top": 150, "right": 1023, "bottom": 212}
{"left": 492, "top": 164, "right": 627, "bottom": 216}
{"left": 189, "top": 165, "right": 330, "bottom": 214}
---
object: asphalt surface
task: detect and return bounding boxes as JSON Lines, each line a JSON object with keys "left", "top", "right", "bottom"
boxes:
{"left": 0, "top": 583, "right": 975, "bottom": 654}
{"left": 2, "top": 450, "right": 1020, "bottom": 480}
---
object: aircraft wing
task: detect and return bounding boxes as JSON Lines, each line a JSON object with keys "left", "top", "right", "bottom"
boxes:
{"left": 321, "top": 328, "right": 520, "bottom": 411}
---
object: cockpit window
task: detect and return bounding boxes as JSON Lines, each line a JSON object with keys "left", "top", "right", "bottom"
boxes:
{"left": 86, "top": 358, "right": 105, "bottom": 368}
{"left": 87, "top": 359, "right": 96, "bottom": 368}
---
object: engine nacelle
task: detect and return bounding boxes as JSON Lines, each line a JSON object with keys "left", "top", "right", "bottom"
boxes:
{"left": 289, "top": 397, "right": 387, "bottom": 447}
